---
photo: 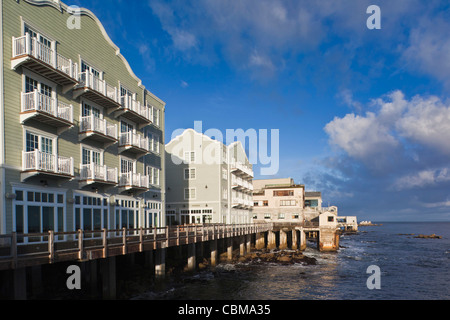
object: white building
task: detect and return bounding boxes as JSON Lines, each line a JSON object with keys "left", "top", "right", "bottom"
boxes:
{"left": 165, "top": 129, "right": 253, "bottom": 225}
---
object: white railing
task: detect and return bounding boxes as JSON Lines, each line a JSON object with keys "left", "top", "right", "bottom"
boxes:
{"left": 119, "top": 172, "right": 149, "bottom": 189}
{"left": 120, "top": 95, "right": 152, "bottom": 122}
{"left": 12, "top": 34, "right": 78, "bottom": 80}
{"left": 230, "top": 161, "right": 254, "bottom": 178}
{"left": 80, "top": 164, "right": 118, "bottom": 184}
{"left": 80, "top": 115, "right": 117, "bottom": 140}
{"left": 231, "top": 176, "right": 254, "bottom": 191}
{"left": 119, "top": 132, "right": 149, "bottom": 151}
{"left": 21, "top": 91, "right": 73, "bottom": 123}
{"left": 23, "top": 150, "right": 74, "bottom": 176}
{"left": 78, "top": 71, "right": 119, "bottom": 103}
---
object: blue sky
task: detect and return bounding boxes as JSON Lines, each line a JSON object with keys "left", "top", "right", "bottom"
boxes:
{"left": 71, "top": 0, "right": 450, "bottom": 222}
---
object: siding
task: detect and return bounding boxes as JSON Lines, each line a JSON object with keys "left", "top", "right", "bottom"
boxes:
{"left": 1, "top": 0, "right": 166, "bottom": 233}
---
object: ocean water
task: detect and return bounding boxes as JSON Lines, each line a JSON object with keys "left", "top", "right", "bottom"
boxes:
{"left": 134, "top": 222, "right": 450, "bottom": 300}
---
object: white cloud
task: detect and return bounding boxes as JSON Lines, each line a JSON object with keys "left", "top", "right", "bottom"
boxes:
{"left": 392, "top": 167, "right": 450, "bottom": 191}
{"left": 325, "top": 91, "right": 450, "bottom": 168}
{"left": 396, "top": 95, "right": 450, "bottom": 155}
{"left": 325, "top": 112, "right": 399, "bottom": 164}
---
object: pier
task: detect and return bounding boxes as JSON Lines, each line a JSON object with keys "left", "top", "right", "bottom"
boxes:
{"left": 0, "top": 221, "right": 342, "bottom": 299}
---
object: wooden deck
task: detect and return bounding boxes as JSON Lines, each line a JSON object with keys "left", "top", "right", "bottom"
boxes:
{"left": 0, "top": 223, "right": 273, "bottom": 271}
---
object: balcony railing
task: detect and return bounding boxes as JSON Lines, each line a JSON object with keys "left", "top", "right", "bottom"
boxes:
{"left": 230, "top": 161, "right": 254, "bottom": 178}
{"left": 80, "top": 115, "right": 117, "bottom": 140}
{"left": 78, "top": 71, "right": 118, "bottom": 101}
{"left": 119, "top": 132, "right": 149, "bottom": 152}
{"left": 231, "top": 176, "right": 254, "bottom": 191}
{"left": 12, "top": 34, "right": 78, "bottom": 81}
{"left": 119, "top": 95, "right": 152, "bottom": 124}
{"left": 21, "top": 91, "right": 74, "bottom": 124}
{"left": 80, "top": 164, "right": 118, "bottom": 184}
{"left": 119, "top": 172, "right": 149, "bottom": 189}
{"left": 22, "top": 150, "right": 74, "bottom": 177}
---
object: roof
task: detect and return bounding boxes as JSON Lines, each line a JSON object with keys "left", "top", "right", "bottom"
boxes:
{"left": 305, "top": 192, "right": 322, "bottom": 198}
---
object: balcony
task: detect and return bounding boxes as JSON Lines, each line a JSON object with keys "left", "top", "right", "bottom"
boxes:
{"left": 11, "top": 34, "right": 78, "bottom": 89}
{"left": 79, "top": 163, "right": 118, "bottom": 189}
{"left": 118, "top": 132, "right": 149, "bottom": 158}
{"left": 231, "top": 176, "right": 254, "bottom": 192}
{"left": 79, "top": 115, "right": 118, "bottom": 148}
{"left": 21, "top": 150, "right": 74, "bottom": 182}
{"left": 232, "top": 197, "right": 245, "bottom": 208}
{"left": 113, "top": 96, "right": 152, "bottom": 129}
{"left": 230, "top": 161, "right": 254, "bottom": 179}
{"left": 118, "top": 172, "right": 149, "bottom": 195}
{"left": 73, "top": 71, "right": 120, "bottom": 111}
{"left": 21, "top": 91, "right": 74, "bottom": 133}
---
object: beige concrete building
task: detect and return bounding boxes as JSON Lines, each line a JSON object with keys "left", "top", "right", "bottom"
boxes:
{"left": 252, "top": 178, "right": 305, "bottom": 223}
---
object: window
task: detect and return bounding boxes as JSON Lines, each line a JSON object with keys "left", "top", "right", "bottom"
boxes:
{"left": 263, "top": 201, "right": 269, "bottom": 207}
{"left": 273, "top": 190, "right": 294, "bottom": 197}
{"left": 120, "top": 85, "right": 135, "bottom": 108}
{"left": 114, "top": 198, "right": 139, "bottom": 234}
{"left": 222, "top": 168, "right": 228, "bottom": 180}
{"left": 222, "top": 188, "right": 228, "bottom": 200}
{"left": 328, "top": 216, "right": 334, "bottom": 222}
{"left": 120, "top": 120, "right": 134, "bottom": 134}
{"left": 13, "top": 187, "right": 65, "bottom": 243}
{"left": 184, "top": 151, "right": 195, "bottom": 164}
{"left": 120, "top": 85, "right": 134, "bottom": 99}
{"left": 152, "top": 107, "right": 160, "bottom": 127}
{"left": 25, "top": 130, "right": 55, "bottom": 154}
{"left": 25, "top": 76, "right": 53, "bottom": 98}
{"left": 152, "top": 134, "right": 160, "bottom": 154}
{"left": 74, "top": 194, "right": 109, "bottom": 237}
{"left": 82, "top": 102, "right": 101, "bottom": 118}
{"left": 81, "top": 61, "right": 101, "bottom": 78}
{"left": 254, "top": 201, "right": 259, "bottom": 206}
{"left": 144, "top": 200, "right": 162, "bottom": 230}
{"left": 264, "top": 213, "right": 271, "bottom": 220}
{"left": 82, "top": 147, "right": 102, "bottom": 166}
{"left": 278, "top": 213, "right": 285, "bottom": 220}
{"left": 280, "top": 200, "right": 297, "bottom": 206}
{"left": 121, "top": 158, "right": 135, "bottom": 174}
{"left": 146, "top": 166, "right": 160, "bottom": 186}
{"left": 184, "top": 168, "right": 196, "bottom": 180}
{"left": 305, "top": 199, "right": 319, "bottom": 208}
{"left": 184, "top": 188, "right": 196, "bottom": 200}
{"left": 24, "top": 24, "right": 52, "bottom": 51}
{"left": 25, "top": 76, "right": 38, "bottom": 93}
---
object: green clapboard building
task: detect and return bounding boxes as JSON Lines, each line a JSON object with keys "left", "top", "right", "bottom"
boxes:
{"left": 0, "top": 0, "right": 166, "bottom": 240}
